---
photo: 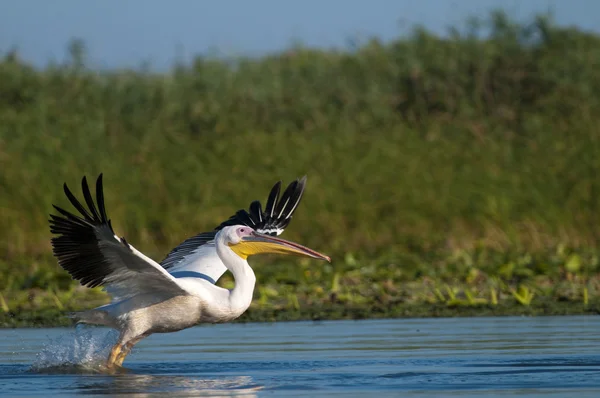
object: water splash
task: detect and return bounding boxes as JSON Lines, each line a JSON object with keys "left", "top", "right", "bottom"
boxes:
{"left": 30, "top": 325, "right": 119, "bottom": 373}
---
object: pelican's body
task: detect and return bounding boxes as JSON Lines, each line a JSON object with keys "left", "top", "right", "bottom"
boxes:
{"left": 49, "top": 175, "right": 330, "bottom": 368}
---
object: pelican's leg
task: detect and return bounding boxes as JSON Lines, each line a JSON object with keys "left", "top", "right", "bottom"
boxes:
{"left": 115, "top": 334, "right": 147, "bottom": 366}
{"left": 115, "top": 342, "right": 132, "bottom": 366}
{"left": 106, "top": 343, "right": 123, "bottom": 369}
{"left": 106, "top": 330, "right": 128, "bottom": 369}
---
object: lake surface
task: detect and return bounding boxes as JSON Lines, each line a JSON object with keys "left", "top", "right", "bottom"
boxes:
{"left": 1, "top": 316, "right": 600, "bottom": 397}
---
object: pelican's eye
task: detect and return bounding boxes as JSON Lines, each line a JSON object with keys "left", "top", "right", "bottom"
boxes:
{"left": 236, "top": 227, "right": 253, "bottom": 238}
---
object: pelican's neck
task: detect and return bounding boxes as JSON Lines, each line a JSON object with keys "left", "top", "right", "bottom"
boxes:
{"left": 215, "top": 239, "right": 256, "bottom": 316}
{"left": 228, "top": 259, "right": 256, "bottom": 314}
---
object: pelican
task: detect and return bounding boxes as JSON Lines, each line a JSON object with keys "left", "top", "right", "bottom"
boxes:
{"left": 48, "top": 174, "right": 330, "bottom": 369}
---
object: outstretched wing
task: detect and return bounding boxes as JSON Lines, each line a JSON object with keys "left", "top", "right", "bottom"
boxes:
{"left": 161, "top": 176, "right": 307, "bottom": 283}
{"left": 214, "top": 176, "right": 307, "bottom": 236}
{"left": 49, "top": 174, "right": 188, "bottom": 301}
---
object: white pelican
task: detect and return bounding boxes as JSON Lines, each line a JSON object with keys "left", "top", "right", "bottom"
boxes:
{"left": 49, "top": 174, "right": 330, "bottom": 369}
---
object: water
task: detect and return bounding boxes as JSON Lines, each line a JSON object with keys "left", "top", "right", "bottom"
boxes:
{"left": 1, "top": 316, "right": 600, "bottom": 397}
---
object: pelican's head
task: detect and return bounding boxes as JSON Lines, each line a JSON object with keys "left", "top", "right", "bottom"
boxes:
{"left": 220, "top": 225, "right": 331, "bottom": 262}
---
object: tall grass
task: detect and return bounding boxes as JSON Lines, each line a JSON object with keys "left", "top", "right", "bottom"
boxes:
{"left": 1, "top": 12, "right": 600, "bottom": 314}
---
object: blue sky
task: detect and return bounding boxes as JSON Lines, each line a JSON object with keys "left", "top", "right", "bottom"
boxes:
{"left": 0, "top": 0, "right": 598, "bottom": 70}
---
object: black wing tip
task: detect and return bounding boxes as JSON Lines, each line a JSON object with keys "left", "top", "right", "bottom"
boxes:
{"left": 51, "top": 173, "right": 110, "bottom": 226}
{"left": 75, "top": 173, "right": 103, "bottom": 184}
{"left": 49, "top": 172, "right": 122, "bottom": 289}
{"left": 213, "top": 176, "right": 309, "bottom": 234}
{"left": 52, "top": 204, "right": 64, "bottom": 212}
{"left": 62, "top": 173, "right": 104, "bottom": 194}
{"left": 95, "top": 173, "right": 104, "bottom": 188}
{"left": 282, "top": 175, "right": 307, "bottom": 195}
{"left": 62, "top": 181, "right": 72, "bottom": 197}
{"left": 299, "top": 175, "right": 307, "bottom": 188}
{"left": 81, "top": 173, "right": 103, "bottom": 183}
{"left": 294, "top": 175, "right": 307, "bottom": 195}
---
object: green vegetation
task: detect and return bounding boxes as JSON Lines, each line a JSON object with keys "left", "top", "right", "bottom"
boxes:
{"left": 1, "top": 11, "right": 600, "bottom": 327}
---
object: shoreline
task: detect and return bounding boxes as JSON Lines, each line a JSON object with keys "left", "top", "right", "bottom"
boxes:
{"left": 3, "top": 300, "right": 599, "bottom": 328}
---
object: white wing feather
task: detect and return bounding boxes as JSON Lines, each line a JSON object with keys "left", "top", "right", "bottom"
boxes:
{"left": 99, "top": 232, "right": 190, "bottom": 301}
{"left": 167, "top": 242, "right": 227, "bottom": 284}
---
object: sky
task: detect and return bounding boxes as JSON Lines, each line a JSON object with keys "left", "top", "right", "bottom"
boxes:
{"left": 0, "top": 0, "right": 598, "bottom": 70}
